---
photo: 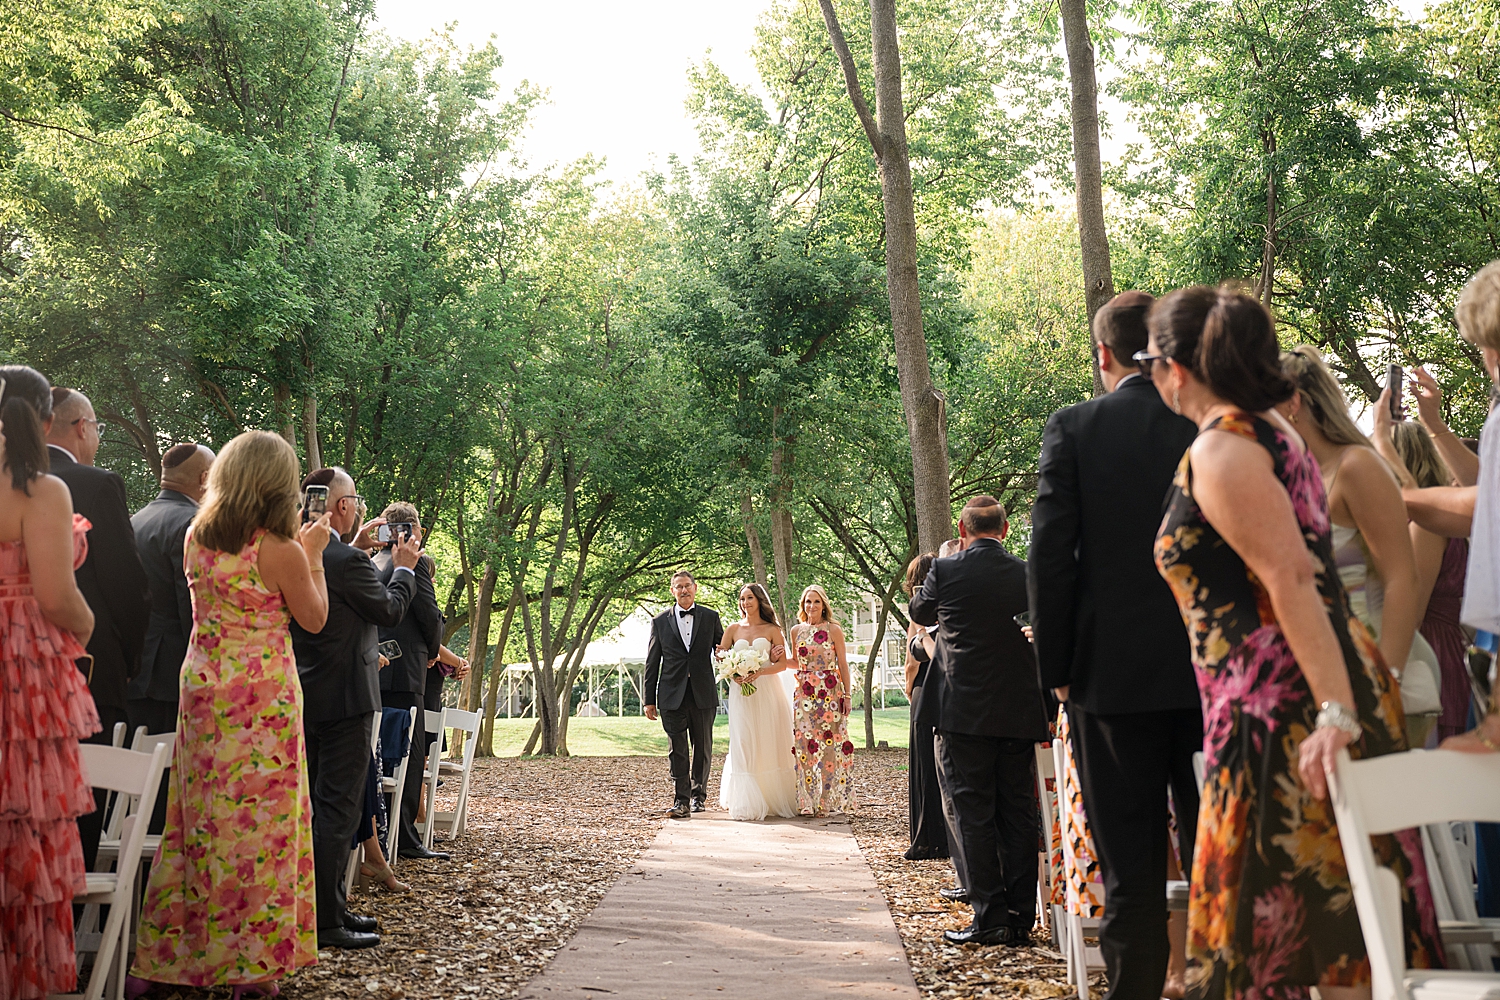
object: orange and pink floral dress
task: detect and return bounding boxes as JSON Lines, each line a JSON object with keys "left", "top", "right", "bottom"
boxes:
{"left": 0, "top": 515, "right": 99, "bottom": 999}
{"left": 132, "top": 528, "right": 316, "bottom": 985}
{"left": 791, "top": 622, "right": 855, "bottom": 815}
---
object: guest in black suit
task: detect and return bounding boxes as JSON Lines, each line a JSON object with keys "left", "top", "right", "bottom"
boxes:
{"left": 291, "top": 467, "right": 418, "bottom": 950}
{"left": 128, "top": 442, "right": 215, "bottom": 737}
{"left": 372, "top": 501, "right": 445, "bottom": 860}
{"left": 44, "top": 387, "right": 149, "bottom": 869}
{"left": 1028, "top": 291, "right": 1203, "bottom": 1000}
{"left": 901, "top": 552, "right": 948, "bottom": 861}
{"left": 910, "top": 496, "right": 1049, "bottom": 946}
{"left": 643, "top": 570, "right": 723, "bottom": 818}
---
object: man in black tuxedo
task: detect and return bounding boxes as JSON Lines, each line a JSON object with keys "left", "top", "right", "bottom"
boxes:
{"left": 643, "top": 571, "right": 722, "bottom": 818}
{"left": 292, "top": 467, "right": 419, "bottom": 950}
{"left": 128, "top": 442, "right": 215, "bottom": 737}
{"left": 372, "top": 501, "right": 445, "bottom": 860}
{"left": 910, "top": 497, "right": 1048, "bottom": 946}
{"left": 45, "top": 387, "right": 150, "bottom": 869}
{"left": 1028, "top": 291, "right": 1202, "bottom": 1000}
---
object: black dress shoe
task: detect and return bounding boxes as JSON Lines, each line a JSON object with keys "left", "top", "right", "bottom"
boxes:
{"left": 398, "top": 845, "right": 450, "bottom": 861}
{"left": 944, "top": 923, "right": 1015, "bottom": 946}
{"left": 668, "top": 799, "right": 691, "bottom": 819}
{"left": 318, "top": 926, "right": 380, "bottom": 950}
{"left": 939, "top": 887, "right": 970, "bottom": 904}
{"left": 904, "top": 845, "right": 949, "bottom": 861}
{"left": 691, "top": 797, "right": 705, "bottom": 813}
{"left": 343, "top": 913, "right": 377, "bottom": 932}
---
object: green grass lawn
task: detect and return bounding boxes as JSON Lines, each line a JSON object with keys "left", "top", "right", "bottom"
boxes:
{"left": 484, "top": 706, "right": 911, "bottom": 757}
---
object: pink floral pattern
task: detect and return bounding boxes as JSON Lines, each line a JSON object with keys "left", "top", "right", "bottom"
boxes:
{"left": 0, "top": 516, "right": 99, "bottom": 1000}
{"left": 131, "top": 528, "right": 316, "bottom": 985}
{"left": 791, "top": 622, "right": 854, "bottom": 815}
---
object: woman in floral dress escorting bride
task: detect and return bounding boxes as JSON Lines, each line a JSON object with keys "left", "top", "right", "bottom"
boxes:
{"left": 717, "top": 583, "right": 798, "bottom": 820}
{"left": 790, "top": 585, "right": 854, "bottom": 815}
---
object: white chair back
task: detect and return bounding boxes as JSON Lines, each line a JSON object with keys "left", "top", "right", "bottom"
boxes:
{"left": 419, "top": 708, "right": 481, "bottom": 848}
{"left": 1329, "top": 748, "right": 1500, "bottom": 1000}
{"left": 383, "top": 707, "right": 419, "bottom": 867}
{"left": 1035, "top": 742, "right": 1066, "bottom": 953}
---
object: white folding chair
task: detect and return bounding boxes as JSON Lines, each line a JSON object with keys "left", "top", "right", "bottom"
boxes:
{"left": 418, "top": 708, "right": 480, "bottom": 849}
{"left": 58, "top": 743, "right": 170, "bottom": 1000}
{"left": 1052, "top": 737, "right": 1103, "bottom": 998}
{"left": 1422, "top": 821, "right": 1500, "bottom": 969}
{"left": 383, "top": 707, "right": 419, "bottom": 865}
{"left": 1035, "top": 742, "right": 1068, "bottom": 953}
{"left": 110, "top": 722, "right": 127, "bottom": 748}
{"left": 1329, "top": 748, "right": 1500, "bottom": 1000}
{"left": 95, "top": 731, "right": 175, "bottom": 868}
{"left": 1192, "top": 749, "right": 1206, "bottom": 789}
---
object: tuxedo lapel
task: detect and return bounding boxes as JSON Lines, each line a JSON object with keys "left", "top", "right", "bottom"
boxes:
{"left": 664, "top": 610, "right": 689, "bottom": 656}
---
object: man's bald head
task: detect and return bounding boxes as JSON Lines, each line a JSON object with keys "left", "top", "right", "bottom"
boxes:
{"left": 162, "top": 442, "right": 215, "bottom": 502}
{"left": 44, "top": 387, "right": 100, "bottom": 465}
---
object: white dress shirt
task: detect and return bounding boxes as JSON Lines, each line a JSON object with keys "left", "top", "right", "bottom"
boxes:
{"left": 676, "top": 602, "right": 695, "bottom": 648}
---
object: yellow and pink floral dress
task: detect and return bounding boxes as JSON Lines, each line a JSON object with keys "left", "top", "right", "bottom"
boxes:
{"left": 791, "top": 622, "right": 855, "bottom": 815}
{"left": 0, "top": 515, "right": 99, "bottom": 1000}
{"left": 132, "top": 528, "right": 316, "bottom": 985}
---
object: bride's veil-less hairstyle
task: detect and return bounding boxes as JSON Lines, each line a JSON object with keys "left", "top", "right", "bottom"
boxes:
{"left": 194, "top": 431, "right": 301, "bottom": 553}
{"left": 798, "top": 584, "right": 838, "bottom": 625}
{"left": 740, "top": 583, "right": 778, "bottom": 627}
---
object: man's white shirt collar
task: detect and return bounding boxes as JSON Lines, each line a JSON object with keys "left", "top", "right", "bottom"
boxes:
{"left": 1113, "top": 372, "right": 1143, "bottom": 390}
{"left": 47, "top": 443, "right": 79, "bottom": 463}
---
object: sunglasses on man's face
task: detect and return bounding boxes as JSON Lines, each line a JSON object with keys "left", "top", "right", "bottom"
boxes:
{"left": 1133, "top": 350, "right": 1169, "bottom": 376}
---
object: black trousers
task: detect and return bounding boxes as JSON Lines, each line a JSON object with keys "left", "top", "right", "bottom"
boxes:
{"left": 381, "top": 692, "right": 425, "bottom": 851}
{"left": 1069, "top": 704, "right": 1203, "bottom": 1000}
{"left": 935, "top": 729, "right": 1038, "bottom": 932}
{"left": 305, "top": 712, "right": 375, "bottom": 930}
{"left": 907, "top": 683, "right": 949, "bottom": 857}
{"left": 77, "top": 703, "right": 130, "bottom": 872}
{"left": 659, "top": 696, "right": 716, "bottom": 803}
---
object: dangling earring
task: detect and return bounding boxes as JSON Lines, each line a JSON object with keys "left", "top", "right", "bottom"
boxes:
{"left": 1171, "top": 388, "right": 1181, "bottom": 415}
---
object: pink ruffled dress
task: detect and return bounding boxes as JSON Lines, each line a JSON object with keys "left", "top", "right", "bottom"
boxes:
{"left": 0, "top": 515, "right": 101, "bottom": 999}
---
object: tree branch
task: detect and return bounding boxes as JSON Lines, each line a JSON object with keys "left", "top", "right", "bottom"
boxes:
{"left": 816, "top": 0, "right": 884, "bottom": 162}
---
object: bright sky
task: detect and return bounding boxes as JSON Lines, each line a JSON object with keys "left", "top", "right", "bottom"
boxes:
{"left": 373, "top": 0, "right": 774, "bottom": 185}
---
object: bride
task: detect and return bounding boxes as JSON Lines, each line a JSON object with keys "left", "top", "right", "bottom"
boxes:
{"left": 717, "top": 583, "right": 798, "bottom": 820}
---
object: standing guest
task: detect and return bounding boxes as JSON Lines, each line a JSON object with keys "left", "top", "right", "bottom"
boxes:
{"left": 128, "top": 430, "right": 331, "bottom": 995}
{"left": 128, "top": 442, "right": 216, "bottom": 737}
{"left": 371, "top": 503, "right": 445, "bottom": 861}
{"left": 44, "top": 386, "right": 150, "bottom": 870}
{"left": 291, "top": 467, "right": 418, "bottom": 950}
{"left": 789, "top": 584, "right": 854, "bottom": 816}
{"left": 1377, "top": 418, "right": 1471, "bottom": 742}
{"left": 902, "top": 553, "right": 948, "bottom": 861}
{"left": 643, "top": 571, "right": 724, "bottom": 819}
{"left": 910, "top": 496, "right": 1049, "bottom": 946}
{"left": 1144, "top": 286, "right": 1442, "bottom": 999}
{"left": 1027, "top": 291, "right": 1202, "bottom": 1000}
{"left": 0, "top": 366, "right": 98, "bottom": 1000}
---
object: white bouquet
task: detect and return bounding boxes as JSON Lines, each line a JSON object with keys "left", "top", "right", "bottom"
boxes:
{"left": 716, "top": 637, "right": 771, "bottom": 696}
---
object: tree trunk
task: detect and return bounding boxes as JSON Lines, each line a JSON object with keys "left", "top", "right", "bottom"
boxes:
{"left": 477, "top": 586, "right": 520, "bottom": 755}
{"left": 862, "top": 571, "right": 903, "bottom": 748}
{"left": 273, "top": 382, "right": 296, "bottom": 450}
{"left": 768, "top": 420, "right": 795, "bottom": 627}
{"left": 302, "top": 393, "right": 321, "bottom": 470}
{"left": 1059, "top": 0, "right": 1115, "bottom": 398}
{"left": 465, "top": 561, "right": 499, "bottom": 742}
{"left": 819, "top": 0, "right": 952, "bottom": 553}
{"left": 741, "top": 487, "right": 769, "bottom": 591}
{"left": 1257, "top": 131, "right": 1278, "bottom": 308}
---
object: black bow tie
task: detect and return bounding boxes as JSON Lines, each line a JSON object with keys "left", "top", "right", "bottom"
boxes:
{"left": 678, "top": 607, "right": 695, "bottom": 618}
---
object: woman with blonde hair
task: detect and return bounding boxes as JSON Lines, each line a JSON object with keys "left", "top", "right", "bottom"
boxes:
{"left": 1279, "top": 346, "right": 1440, "bottom": 741}
{"left": 788, "top": 584, "right": 854, "bottom": 815}
{"left": 130, "top": 430, "right": 332, "bottom": 999}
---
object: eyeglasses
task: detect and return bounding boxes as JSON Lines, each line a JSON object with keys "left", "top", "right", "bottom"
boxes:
{"left": 71, "top": 417, "right": 106, "bottom": 433}
{"left": 1133, "top": 350, "right": 1169, "bottom": 376}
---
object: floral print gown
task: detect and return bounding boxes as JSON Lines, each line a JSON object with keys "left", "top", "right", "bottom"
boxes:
{"left": 132, "top": 528, "right": 317, "bottom": 985}
{"left": 1155, "top": 412, "right": 1441, "bottom": 999}
{"left": 0, "top": 516, "right": 100, "bottom": 1000}
{"left": 791, "top": 622, "right": 854, "bottom": 815}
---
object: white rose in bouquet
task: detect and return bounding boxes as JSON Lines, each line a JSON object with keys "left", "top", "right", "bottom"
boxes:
{"left": 716, "top": 637, "right": 770, "bottom": 696}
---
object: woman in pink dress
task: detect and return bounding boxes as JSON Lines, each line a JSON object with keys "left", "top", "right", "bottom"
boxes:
{"left": 0, "top": 365, "right": 100, "bottom": 999}
{"left": 129, "top": 430, "right": 331, "bottom": 998}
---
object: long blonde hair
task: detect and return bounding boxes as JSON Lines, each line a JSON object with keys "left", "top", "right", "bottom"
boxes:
{"left": 798, "top": 584, "right": 838, "bottom": 625}
{"left": 1279, "top": 346, "right": 1372, "bottom": 448}
{"left": 1390, "top": 421, "right": 1455, "bottom": 488}
{"left": 194, "top": 431, "right": 300, "bottom": 552}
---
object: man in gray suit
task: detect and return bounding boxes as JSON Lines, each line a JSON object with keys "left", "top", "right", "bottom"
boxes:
{"left": 128, "top": 442, "right": 215, "bottom": 737}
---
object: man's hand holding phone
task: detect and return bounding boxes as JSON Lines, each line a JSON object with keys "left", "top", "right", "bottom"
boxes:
{"left": 298, "top": 513, "right": 333, "bottom": 563}
{"left": 353, "top": 517, "right": 385, "bottom": 552}
{"left": 390, "top": 534, "right": 420, "bottom": 570}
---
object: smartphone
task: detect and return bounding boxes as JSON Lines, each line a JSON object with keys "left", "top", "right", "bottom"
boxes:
{"left": 377, "top": 522, "right": 415, "bottom": 544}
{"left": 302, "top": 485, "right": 328, "bottom": 523}
{"left": 1013, "top": 611, "right": 1032, "bottom": 628}
{"left": 378, "top": 639, "right": 402, "bottom": 660}
{"left": 1387, "top": 363, "right": 1406, "bottom": 420}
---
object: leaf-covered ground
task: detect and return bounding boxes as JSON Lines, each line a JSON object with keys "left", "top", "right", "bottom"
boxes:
{"left": 123, "top": 750, "right": 1094, "bottom": 1000}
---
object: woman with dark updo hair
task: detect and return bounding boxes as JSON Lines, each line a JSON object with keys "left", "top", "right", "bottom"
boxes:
{"left": 0, "top": 364, "right": 99, "bottom": 999}
{"left": 1139, "top": 289, "right": 1442, "bottom": 999}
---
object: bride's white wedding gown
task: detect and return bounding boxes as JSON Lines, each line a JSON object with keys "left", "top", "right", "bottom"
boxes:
{"left": 719, "top": 670, "right": 798, "bottom": 820}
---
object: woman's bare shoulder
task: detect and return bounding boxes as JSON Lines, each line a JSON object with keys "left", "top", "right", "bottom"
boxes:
{"left": 26, "top": 474, "right": 74, "bottom": 511}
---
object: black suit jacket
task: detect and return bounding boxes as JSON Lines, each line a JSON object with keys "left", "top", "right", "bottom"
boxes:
{"left": 1027, "top": 375, "right": 1201, "bottom": 715}
{"left": 48, "top": 446, "right": 150, "bottom": 712}
{"left": 643, "top": 604, "right": 723, "bottom": 712}
{"left": 128, "top": 490, "right": 198, "bottom": 704}
{"left": 374, "top": 550, "right": 442, "bottom": 695}
{"left": 292, "top": 538, "right": 416, "bottom": 724}
{"left": 909, "top": 538, "right": 1048, "bottom": 740}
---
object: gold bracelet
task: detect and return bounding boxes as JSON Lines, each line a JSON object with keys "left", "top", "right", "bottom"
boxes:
{"left": 310, "top": 566, "right": 325, "bottom": 574}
